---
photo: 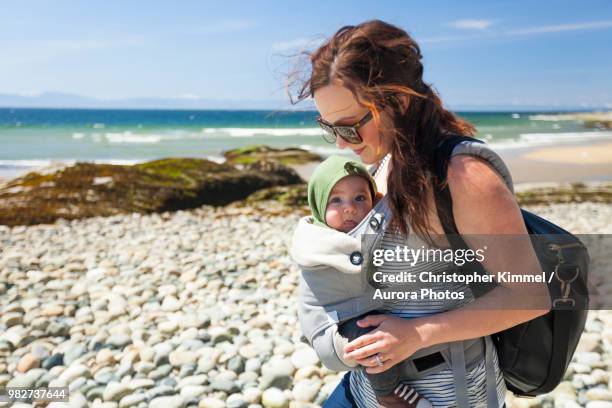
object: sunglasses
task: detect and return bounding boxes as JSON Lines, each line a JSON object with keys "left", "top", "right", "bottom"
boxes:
{"left": 316, "top": 111, "right": 373, "bottom": 144}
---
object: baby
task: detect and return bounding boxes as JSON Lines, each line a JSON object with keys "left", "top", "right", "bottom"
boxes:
{"left": 293, "top": 155, "right": 432, "bottom": 408}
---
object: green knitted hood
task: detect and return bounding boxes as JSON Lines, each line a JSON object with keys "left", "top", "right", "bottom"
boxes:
{"left": 307, "top": 155, "right": 377, "bottom": 229}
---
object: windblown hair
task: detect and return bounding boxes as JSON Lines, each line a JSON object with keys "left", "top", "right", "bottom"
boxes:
{"left": 288, "top": 19, "right": 476, "bottom": 238}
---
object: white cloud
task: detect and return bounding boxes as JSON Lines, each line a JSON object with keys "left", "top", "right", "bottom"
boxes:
{"left": 272, "top": 37, "right": 324, "bottom": 52}
{"left": 176, "top": 93, "right": 201, "bottom": 100}
{"left": 507, "top": 20, "right": 612, "bottom": 35}
{"left": 449, "top": 19, "right": 493, "bottom": 30}
{"left": 421, "top": 19, "right": 612, "bottom": 44}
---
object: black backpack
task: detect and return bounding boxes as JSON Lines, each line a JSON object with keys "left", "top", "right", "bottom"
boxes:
{"left": 432, "top": 135, "right": 589, "bottom": 397}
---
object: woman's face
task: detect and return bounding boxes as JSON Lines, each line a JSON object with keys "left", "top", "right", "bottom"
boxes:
{"left": 314, "top": 84, "right": 391, "bottom": 164}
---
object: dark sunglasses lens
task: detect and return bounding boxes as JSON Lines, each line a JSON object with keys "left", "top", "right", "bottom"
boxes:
{"left": 336, "top": 127, "right": 361, "bottom": 143}
{"left": 318, "top": 123, "right": 336, "bottom": 143}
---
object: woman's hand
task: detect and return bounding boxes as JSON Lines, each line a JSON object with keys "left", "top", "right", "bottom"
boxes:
{"left": 343, "top": 314, "right": 425, "bottom": 374}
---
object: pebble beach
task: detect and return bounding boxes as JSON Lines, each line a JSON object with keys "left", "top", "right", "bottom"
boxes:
{"left": 0, "top": 197, "right": 611, "bottom": 408}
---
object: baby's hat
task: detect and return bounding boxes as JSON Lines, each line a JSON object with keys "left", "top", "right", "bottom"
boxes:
{"left": 307, "top": 155, "right": 377, "bottom": 228}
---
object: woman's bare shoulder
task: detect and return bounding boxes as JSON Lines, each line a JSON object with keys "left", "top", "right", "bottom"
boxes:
{"left": 445, "top": 154, "right": 524, "bottom": 234}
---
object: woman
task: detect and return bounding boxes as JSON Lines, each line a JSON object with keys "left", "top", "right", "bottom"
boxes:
{"left": 289, "top": 20, "right": 551, "bottom": 407}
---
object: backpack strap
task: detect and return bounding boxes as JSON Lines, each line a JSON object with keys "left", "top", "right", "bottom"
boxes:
{"left": 433, "top": 135, "right": 503, "bottom": 408}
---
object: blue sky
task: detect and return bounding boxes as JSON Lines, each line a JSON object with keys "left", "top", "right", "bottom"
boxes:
{"left": 1, "top": 0, "right": 611, "bottom": 109}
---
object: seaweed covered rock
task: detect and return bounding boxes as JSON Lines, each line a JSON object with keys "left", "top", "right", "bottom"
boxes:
{"left": 243, "top": 184, "right": 308, "bottom": 207}
{"left": 223, "top": 145, "right": 321, "bottom": 166}
{"left": 516, "top": 182, "right": 612, "bottom": 206}
{"left": 0, "top": 158, "right": 303, "bottom": 226}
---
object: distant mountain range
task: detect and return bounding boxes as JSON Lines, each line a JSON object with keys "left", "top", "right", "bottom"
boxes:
{"left": 0, "top": 92, "right": 608, "bottom": 112}
{"left": 0, "top": 92, "right": 315, "bottom": 111}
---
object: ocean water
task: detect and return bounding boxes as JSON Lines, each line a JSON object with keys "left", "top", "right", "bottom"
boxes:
{"left": 1, "top": 108, "right": 610, "bottom": 179}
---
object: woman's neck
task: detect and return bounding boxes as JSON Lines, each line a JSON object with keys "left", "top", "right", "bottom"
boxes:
{"left": 374, "top": 153, "right": 391, "bottom": 196}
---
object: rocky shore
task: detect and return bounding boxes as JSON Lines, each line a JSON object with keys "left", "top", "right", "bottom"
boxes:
{"left": 0, "top": 192, "right": 611, "bottom": 407}
{"left": 0, "top": 145, "right": 611, "bottom": 407}
{"left": 0, "top": 145, "right": 320, "bottom": 227}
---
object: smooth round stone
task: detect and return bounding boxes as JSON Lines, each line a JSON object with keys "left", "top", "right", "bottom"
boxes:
{"left": 180, "top": 385, "right": 207, "bottom": 400}
{"left": 64, "top": 344, "right": 87, "bottom": 366}
{"left": 573, "top": 363, "right": 593, "bottom": 373}
{"left": 290, "top": 349, "right": 319, "bottom": 370}
{"left": 210, "top": 327, "right": 233, "bottom": 344}
{"left": 243, "top": 387, "right": 262, "bottom": 404}
{"left": 46, "top": 321, "right": 71, "bottom": 337}
{"left": 238, "top": 371, "right": 258, "bottom": 385}
{"left": 575, "top": 352, "right": 602, "bottom": 366}
{"left": 127, "top": 378, "right": 155, "bottom": 391}
{"left": 198, "top": 358, "right": 216, "bottom": 374}
{"left": 153, "top": 343, "right": 173, "bottom": 365}
{"left": 161, "top": 296, "right": 183, "bottom": 312}
{"left": 7, "top": 374, "right": 36, "bottom": 388}
{"left": 135, "top": 361, "right": 156, "bottom": 375}
{"left": 149, "top": 395, "right": 186, "bottom": 408}
{"left": 169, "top": 350, "right": 198, "bottom": 366}
{"left": 261, "top": 359, "right": 295, "bottom": 390}
{"left": 292, "top": 380, "right": 321, "bottom": 402}
{"left": 261, "top": 388, "right": 289, "bottom": 408}
{"left": 116, "top": 361, "right": 134, "bottom": 378}
{"left": 180, "top": 329, "right": 201, "bottom": 345}
{"left": 178, "top": 375, "right": 207, "bottom": 387}
{"left": 31, "top": 344, "right": 51, "bottom": 360}
{"left": 16, "top": 353, "right": 40, "bottom": 373}
{"left": 160, "top": 377, "right": 178, "bottom": 389}
{"left": 228, "top": 356, "right": 245, "bottom": 374}
{"left": 68, "top": 374, "right": 88, "bottom": 391}
{"left": 3, "top": 302, "right": 25, "bottom": 314}
{"left": 179, "top": 314, "right": 210, "bottom": 329}
{"left": 94, "top": 368, "right": 116, "bottom": 384}
{"left": 239, "top": 345, "right": 260, "bottom": 360}
{"left": 42, "top": 304, "right": 64, "bottom": 317}
{"left": 59, "top": 364, "right": 91, "bottom": 384}
{"left": 146, "top": 385, "right": 176, "bottom": 400}
{"left": 181, "top": 339, "right": 206, "bottom": 351}
{"left": 67, "top": 392, "right": 88, "bottom": 408}
{"left": 199, "top": 398, "right": 226, "bottom": 408}
{"left": 96, "top": 348, "right": 117, "bottom": 366}
{"left": 226, "top": 394, "right": 248, "bottom": 408}
{"left": 294, "top": 366, "right": 319, "bottom": 381}
{"left": 159, "top": 321, "right": 179, "bottom": 334}
{"left": 586, "top": 389, "right": 612, "bottom": 401}
{"left": 179, "top": 364, "right": 197, "bottom": 378}
{"left": 577, "top": 333, "right": 601, "bottom": 353}
{"left": 2, "top": 312, "right": 23, "bottom": 327}
{"left": 139, "top": 347, "right": 155, "bottom": 363}
{"left": 586, "top": 402, "right": 612, "bottom": 408}
{"left": 86, "top": 386, "right": 106, "bottom": 401}
{"left": 148, "top": 364, "right": 173, "bottom": 381}
{"left": 107, "top": 334, "right": 132, "bottom": 349}
{"left": 274, "top": 342, "right": 294, "bottom": 357}
{"left": 104, "top": 382, "right": 132, "bottom": 402}
{"left": 0, "top": 340, "right": 12, "bottom": 353}
{"left": 118, "top": 393, "right": 147, "bottom": 408}
{"left": 210, "top": 379, "right": 239, "bottom": 394}
{"left": 244, "top": 358, "right": 261, "bottom": 373}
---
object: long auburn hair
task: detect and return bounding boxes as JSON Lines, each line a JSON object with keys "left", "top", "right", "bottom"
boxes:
{"left": 288, "top": 19, "right": 476, "bottom": 239}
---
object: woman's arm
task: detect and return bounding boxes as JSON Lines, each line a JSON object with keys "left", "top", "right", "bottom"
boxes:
{"left": 344, "top": 155, "right": 552, "bottom": 373}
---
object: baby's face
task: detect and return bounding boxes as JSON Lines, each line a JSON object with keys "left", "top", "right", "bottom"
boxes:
{"left": 325, "top": 175, "right": 373, "bottom": 233}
